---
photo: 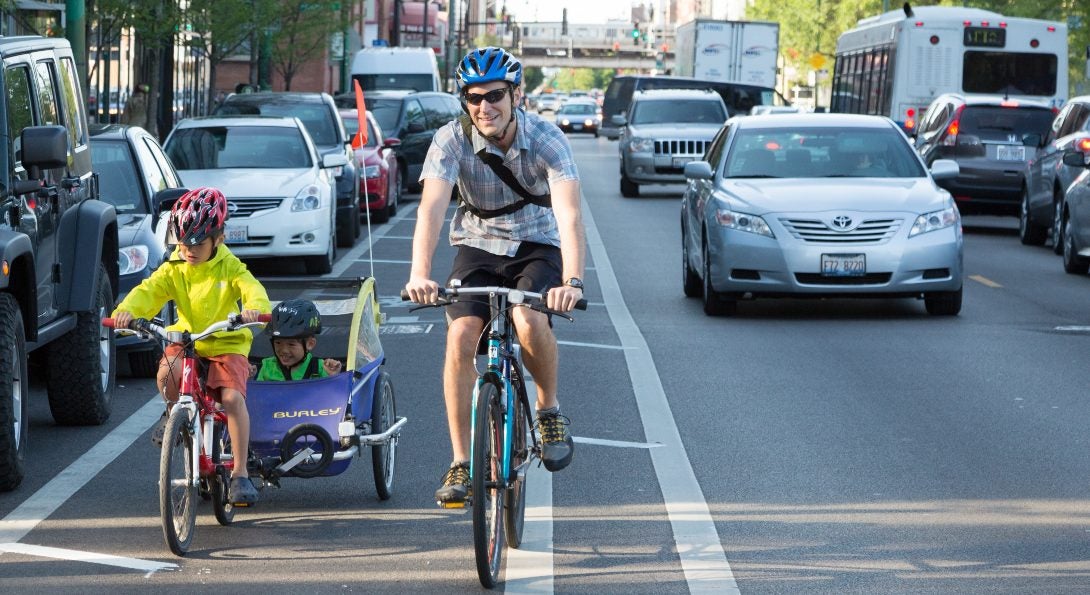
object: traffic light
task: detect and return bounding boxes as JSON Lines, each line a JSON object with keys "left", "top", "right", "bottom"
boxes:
{"left": 632, "top": 22, "right": 641, "bottom": 46}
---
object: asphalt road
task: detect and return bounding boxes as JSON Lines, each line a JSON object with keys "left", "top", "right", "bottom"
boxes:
{"left": 4, "top": 131, "right": 1090, "bottom": 593}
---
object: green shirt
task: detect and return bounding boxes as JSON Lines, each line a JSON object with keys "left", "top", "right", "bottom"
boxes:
{"left": 256, "top": 353, "right": 329, "bottom": 381}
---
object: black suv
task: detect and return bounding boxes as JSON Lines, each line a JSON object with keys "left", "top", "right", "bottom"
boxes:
{"left": 0, "top": 37, "right": 120, "bottom": 491}
{"left": 913, "top": 93, "right": 1055, "bottom": 214}
{"left": 215, "top": 92, "right": 361, "bottom": 247}
{"left": 1020, "top": 95, "right": 1090, "bottom": 248}
{"left": 336, "top": 90, "right": 462, "bottom": 192}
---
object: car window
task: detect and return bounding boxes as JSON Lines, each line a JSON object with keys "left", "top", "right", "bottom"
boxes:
{"left": 219, "top": 101, "right": 337, "bottom": 146}
{"left": 405, "top": 98, "right": 425, "bottom": 130}
{"left": 34, "top": 60, "right": 61, "bottom": 128}
{"left": 342, "top": 116, "right": 379, "bottom": 147}
{"left": 369, "top": 98, "right": 402, "bottom": 134}
{"left": 132, "top": 135, "right": 172, "bottom": 194}
{"left": 725, "top": 127, "right": 926, "bottom": 179}
{"left": 705, "top": 124, "right": 732, "bottom": 173}
{"left": 166, "top": 126, "right": 313, "bottom": 170}
{"left": 630, "top": 99, "right": 726, "bottom": 125}
{"left": 1068, "top": 104, "right": 1090, "bottom": 135}
{"left": 5, "top": 65, "right": 33, "bottom": 165}
{"left": 443, "top": 95, "right": 462, "bottom": 119}
{"left": 420, "top": 95, "right": 454, "bottom": 128}
{"left": 959, "top": 106, "right": 1055, "bottom": 141}
{"left": 560, "top": 103, "right": 596, "bottom": 115}
{"left": 143, "top": 136, "right": 182, "bottom": 188}
{"left": 58, "top": 57, "right": 86, "bottom": 147}
{"left": 90, "top": 139, "right": 146, "bottom": 213}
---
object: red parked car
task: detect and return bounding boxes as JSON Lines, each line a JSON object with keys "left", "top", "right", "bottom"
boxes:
{"left": 340, "top": 108, "right": 401, "bottom": 223}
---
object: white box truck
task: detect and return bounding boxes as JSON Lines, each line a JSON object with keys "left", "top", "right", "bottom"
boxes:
{"left": 674, "top": 20, "right": 780, "bottom": 90}
{"left": 350, "top": 47, "right": 442, "bottom": 93}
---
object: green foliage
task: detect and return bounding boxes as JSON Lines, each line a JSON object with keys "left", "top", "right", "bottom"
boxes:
{"left": 269, "top": 0, "right": 349, "bottom": 90}
{"left": 547, "top": 68, "right": 614, "bottom": 92}
{"left": 523, "top": 66, "right": 544, "bottom": 92}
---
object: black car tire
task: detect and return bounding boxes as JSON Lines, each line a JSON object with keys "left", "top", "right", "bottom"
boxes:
{"left": 0, "top": 293, "right": 28, "bottom": 491}
{"left": 620, "top": 173, "right": 639, "bottom": 198}
{"left": 1062, "top": 215, "right": 1090, "bottom": 275}
{"left": 924, "top": 287, "right": 962, "bottom": 316}
{"left": 1019, "top": 187, "right": 1047, "bottom": 246}
{"left": 681, "top": 220, "right": 701, "bottom": 298}
{"left": 47, "top": 263, "right": 114, "bottom": 426}
{"left": 1052, "top": 193, "right": 1065, "bottom": 254}
{"left": 388, "top": 168, "right": 401, "bottom": 219}
{"left": 701, "top": 239, "right": 737, "bottom": 316}
{"left": 129, "top": 348, "right": 162, "bottom": 378}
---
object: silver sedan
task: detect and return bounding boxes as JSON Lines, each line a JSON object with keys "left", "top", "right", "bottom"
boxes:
{"left": 681, "top": 113, "right": 964, "bottom": 316}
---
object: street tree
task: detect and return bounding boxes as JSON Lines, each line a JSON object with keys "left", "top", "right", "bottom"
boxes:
{"left": 270, "top": 0, "right": 349, "bottom": 91}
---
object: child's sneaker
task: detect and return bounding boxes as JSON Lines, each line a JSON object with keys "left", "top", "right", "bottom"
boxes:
{"left": 151, "top": 411, "right": 168, "bottom": 447}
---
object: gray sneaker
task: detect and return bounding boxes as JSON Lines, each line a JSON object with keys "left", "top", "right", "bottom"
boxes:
{"left": 536, "top": 411, "right": 574, "bottom": 472}
{"left": 435, "top": 462, "right": 470, "bottom": 505}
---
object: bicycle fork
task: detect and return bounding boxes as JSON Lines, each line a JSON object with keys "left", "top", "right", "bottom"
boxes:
{"left": 172, "top": 397, "right": 206, "bottom": 487}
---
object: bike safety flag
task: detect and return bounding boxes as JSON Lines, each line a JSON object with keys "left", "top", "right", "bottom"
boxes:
{"left": 352, "top": 79, "right": 368, "bottom": 149}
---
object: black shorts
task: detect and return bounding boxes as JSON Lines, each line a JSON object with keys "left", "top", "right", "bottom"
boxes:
{"left": 445, "top": 242, "right": 562, "bottom": 322}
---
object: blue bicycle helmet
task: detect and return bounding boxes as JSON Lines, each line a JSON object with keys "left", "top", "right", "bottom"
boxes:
{"left": 456, "top": 47, "right": 522, "bottom": 92}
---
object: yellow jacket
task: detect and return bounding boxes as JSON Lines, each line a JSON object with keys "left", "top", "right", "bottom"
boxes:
{"left": 112, "top": 245, "right": 270, "bottom": 357}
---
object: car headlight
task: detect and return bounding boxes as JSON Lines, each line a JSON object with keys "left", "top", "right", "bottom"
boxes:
{"left": 291, "top": 185, "right": 323, "bottom": 212}
{"left": 560, "top": 118, "right": 571, "bottom": 126}
{"left": 909, "top": 206, "right": 959, "bottom": 237}
{"left": 713, "top": 204, "right": 774, "bottom": 238}
{"left": 364, "top": 165, "right": 381, "bottom": 179}
{"left": 584, "top": 118, "right": 595, "bottom": 127}
{"left": 629, "top": 137, "right": 654, "bottom": 153}
{"left": 118, "top": 244, "right": 150, "bottom": 276}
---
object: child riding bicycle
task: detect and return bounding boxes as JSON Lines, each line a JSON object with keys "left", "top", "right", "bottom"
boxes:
{"left": 112, "top": 187, "right": 270, "bottom": 506}
{"left": 254, "top": 299, "right": 343, "bottom": 381}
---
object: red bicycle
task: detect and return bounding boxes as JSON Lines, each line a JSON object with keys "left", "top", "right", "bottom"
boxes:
{"left": 103, "top": 313, "right": 269, "bottom": 556}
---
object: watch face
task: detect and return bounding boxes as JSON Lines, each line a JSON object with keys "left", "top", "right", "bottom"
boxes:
{"left": 566, "top": 277, "right": 583, "bottom": 289}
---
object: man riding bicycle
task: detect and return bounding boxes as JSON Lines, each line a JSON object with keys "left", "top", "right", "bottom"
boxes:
{"left": 403, "top": 46, "right": 587, "bottom": 505}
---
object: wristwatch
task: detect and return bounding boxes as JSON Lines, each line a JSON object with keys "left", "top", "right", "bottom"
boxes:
{"left": 564, "top": 277, "right": 584, "bottom": 290}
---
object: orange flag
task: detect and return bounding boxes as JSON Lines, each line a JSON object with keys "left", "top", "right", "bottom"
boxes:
{"left": 352, "top": 79, "right": 368, "bottom": 149}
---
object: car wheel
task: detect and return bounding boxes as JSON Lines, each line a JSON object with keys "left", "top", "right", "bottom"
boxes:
{"left": 305, "top": 229, "right": 335, "bottom": 275}
{"left": 129, "top": 348, "right": 162, "bottom": 378}
{"left": 0, "top": 293, "right": 28, "bottom": 491}
{"left": 701, "top": 238, "right": 736, "bottom": 316}
{"left": 388, "top": 168, "right": 402, "bottom": 218}
{"left": 1062, "top": 214, "right": 1090, "bottom": 275}
{"left": 620, "top": 173, "right": 639, "bottom": 198}
{"left": 1019, "top": 186, "right": 1047, "bottom": 246}
{"left": 924, "top": 287, "right": 962, "bottom": 316}
{"left": 1052, "top": 191, "right": 1065, "bottom": 254}
{"left": 47, "top": 263, "right": 114, "bottom": 425}
{"left": 681, "top": 219, "right": 700, "bottom": 298}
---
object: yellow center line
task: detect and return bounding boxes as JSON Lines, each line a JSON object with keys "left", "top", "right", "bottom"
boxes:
{"left": 969, "top": 274, "right": 1002, "bottom": 288}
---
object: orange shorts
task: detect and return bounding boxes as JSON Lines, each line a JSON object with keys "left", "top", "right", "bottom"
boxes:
{"left": 162, "top": 344, "right": 251, "bottom": 399}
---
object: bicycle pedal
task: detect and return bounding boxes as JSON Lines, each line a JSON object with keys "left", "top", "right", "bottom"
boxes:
{"left": 437, "top": 500, "right": 466, "bottom": 509}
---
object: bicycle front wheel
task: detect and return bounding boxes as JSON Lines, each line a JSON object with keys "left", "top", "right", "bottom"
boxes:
{"left": 159, "top": 407, "right": 197, "bottom": 556}
{"left": 472, "top": 381, "right": 506, "bottom": 588}
{"left": 505, "top": 367, "right": 531, "bottom": 548}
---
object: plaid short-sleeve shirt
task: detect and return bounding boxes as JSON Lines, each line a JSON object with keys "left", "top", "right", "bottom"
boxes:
{"left": 419, "top": 108, "right": 579, "bottom": 256}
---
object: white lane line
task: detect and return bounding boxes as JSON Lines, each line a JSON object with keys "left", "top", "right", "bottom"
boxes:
{"left": 331, "top": 205, "right": 410, "bottom": 278}
{"left": 582, "top": 197, "right": 739, "bottom": 593}
{"left": 1055, "top": 326, "right": 1090, "bottom": 332}
{"left": 574, "top": 437, "right": 663, "bottom": 449}
{"left": 0, "top": 542, "right": 176, "bottom": 573}
{"left": 556, "top": 339, "right": 626, "bottom": 350}
{"left": 505, "top": 378, "right": 554, "bottom": 593}
{"left": 0, "top": 395, "right": 177, "bottom": 572}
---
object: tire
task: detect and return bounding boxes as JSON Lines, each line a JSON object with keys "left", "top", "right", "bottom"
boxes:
{"left": 129, "top": 348, "right": 162, "bottom": 378}
{"left": 702, "top": 240, "right": 737, "bottom": 316}
{"left": 1019, "top": 187, "right": 1047, "bottom": 246}
{"left": 0, "top": 293, "right": 28, "bottom": 492}
{"left": 472, "top": 381, "right": 505, "bottom": 588}
{"left": 1052, "top": 194, "right": 1065, "bottom": 254}
{"left": 620, "top": 172, "right": 639, "bottom": 198}
{"left": 504, "top": 366, "right": 530, "bottom": 549}
{"left": 160, "top": 407, "right": 197, "bottom": 556}
{"left": 337, "top": 193, "right": 360, "bottom": 248}
{"left": 369, "top": 199, "right": 390, "bottom": 224}
{"left": 1063, "top": 215, "right": 1090, "bottom": 275}
{"left": 370, "top": 372, "right": 397, "bottom": 501}
{"left": 211, "top": 421, "right": 235, "bottom": 526}
{"left": 681, "top": 221, "right": 701, "bottom": 298}
{"left": 304, "top": 231, "right": 335, "bottom": 275}
{"left": 924, "top": 287, "right": 963, "bottom": 316}
{"left": 47, "top": 263, "right": 113, "bottom": 425}
{"left": 387, "top": 169, "right": 402, "bottom": 219}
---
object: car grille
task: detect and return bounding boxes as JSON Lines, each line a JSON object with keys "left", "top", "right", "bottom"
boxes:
{"left": 780, "top": 218, "right": 901, "bottom": 244}
{"left": 795, "top": 273, "right": 892, "bottom": 285}
{"left": 654, "top": 139, "right": 708, "bottom": 156}
{"left": 227, "top": 197, "right": 284, "bottom": 218}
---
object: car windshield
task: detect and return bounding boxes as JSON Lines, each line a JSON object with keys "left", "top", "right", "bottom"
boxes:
{"left": 90, "top": 139, "right": 147, "bottom": 214}
{"left": 724, "top": 126, "right": 927, "bottom": 179}
{"left": 368, "top": 98, "right": 401, "bottom": 135}
{"left": 560, "top": 103, "right": 597, "bottom": 115}
{"left": 166, "top": 126, "right": 313, "bottom": 170}
{"left": 959, "top": 106, "right": 1055, "bottom": 141}
{"left": 630, "top": 99, "right": 726, "bottom": 125}
{"left": 216, "top": 102, "right": 338, "bottom": 146}
{"left": 341, "top": 114, "right": 378, "bottom": 147}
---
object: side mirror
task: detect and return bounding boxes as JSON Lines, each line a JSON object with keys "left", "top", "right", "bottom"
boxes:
{"left": 683, "top": 161, "right": 714, "bottom": 180}
{"left": 19, "top": 126, "right": 68, "bottom": 186}
{"left": 1062, "top": 150, "right": 1090, "bottom": 168}
{"left": 383, "top": 137, "right": 402, "bottom": 149}
{"left": 322, "top": 153, "right": 349, "bottom": 168}
{"left": 151, "top": 187, "right": 189, "bottom": 231}
{"left": 610, "top": 114, "right": 627, "bottom": 126}
{"left": 930, "top": 159, "right": 960, "bottom": 181}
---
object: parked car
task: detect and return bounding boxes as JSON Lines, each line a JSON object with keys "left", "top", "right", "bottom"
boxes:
{"left": 1020, "top": 95, "right": 1090, "bottom": 249}
{"left": 1051, "top": 150, "right": 1090, "bottom": 273}
{"left": 681, "top": 113, "right": 963, "bottom": 316}
{"left": 163, "top": 115, "right": 345, "bottom": 275}
{"left": 555, "top": 100, "right": 601, "bottom": 135}
{"left": 339, "top": 108, "right": 402, "bottom": 223}
{"left": 913, "top": 93, "right": 1055, "bottom": 215}
{"left": 89, "top": 123, "right": 182, "bottom": 377}
{"left": 617, "top": 88, "right": 729, "bottom": 197}
{"left": 215, "top": 92, "right": 361, "bottom": 248}
{"left": 536, "top": 93, "right": 562, "bottom": 113}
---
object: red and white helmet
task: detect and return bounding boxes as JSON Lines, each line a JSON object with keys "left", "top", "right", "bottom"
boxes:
{"left": 169, "top": 187, "right": 228, "bottom": 245}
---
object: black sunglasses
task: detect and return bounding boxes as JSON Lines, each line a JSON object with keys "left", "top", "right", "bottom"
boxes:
{"left": 463, "top": 88, "right": 509, "bottom": 106}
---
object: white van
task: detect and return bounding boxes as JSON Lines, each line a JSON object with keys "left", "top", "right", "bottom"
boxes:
{"left": 351, "top": 47, "right": 441, "bottom": 93}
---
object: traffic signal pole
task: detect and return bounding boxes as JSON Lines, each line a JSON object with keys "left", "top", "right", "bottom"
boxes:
{"left": 66, "top": 0, "right": 87, "bottom": 85}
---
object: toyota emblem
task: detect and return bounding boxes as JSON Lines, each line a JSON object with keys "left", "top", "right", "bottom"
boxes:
{"left": 831, "top": 215, "right": 853, "bottom": 230}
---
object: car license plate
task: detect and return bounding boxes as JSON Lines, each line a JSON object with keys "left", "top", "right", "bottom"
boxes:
{"left": 572, "top": 124, "right": 583, "bottom": 130}
{"left": 673, "top": 156, "right": 693, "bottom": 168}
{"left": 225, "top": 225, "right": 247, "bottom": 243}
{"left": 996, "top": 145, "right": 1025, "bottom": 161}
{"left": 821, "top": 253, "right": 865, "bottom": 276}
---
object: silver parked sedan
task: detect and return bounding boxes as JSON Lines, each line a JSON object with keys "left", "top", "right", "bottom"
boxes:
{"left": 681, "top": 113, "right": 964, "bottom": 316}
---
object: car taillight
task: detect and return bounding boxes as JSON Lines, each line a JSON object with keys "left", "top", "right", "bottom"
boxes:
{"left": 942, "top": 105, "right": 966, "bottom": 147}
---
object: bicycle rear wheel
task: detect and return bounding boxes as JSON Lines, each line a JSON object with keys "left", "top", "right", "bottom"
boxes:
{"left": 472, "top": 381, "right": 506, "bottom": 588}
{"left": 505, "top": 367, "right": 531, "bottom": 548}
{"left": 370, "top": 372, "right": 397, "bottom": 500}
{"left": 211, "top": 420, "right": 234, "bottom": 526}
{"left": 159, "top": 407, "right": 197, "bottom": 556}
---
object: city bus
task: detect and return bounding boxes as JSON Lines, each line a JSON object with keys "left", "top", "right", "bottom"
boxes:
{"left": 830, "top": 4, "right": 1068, "bottom": 132}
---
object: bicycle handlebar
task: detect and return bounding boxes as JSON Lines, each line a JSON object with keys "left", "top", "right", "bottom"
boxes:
{"left": 102, "top": 313, "right": 273, "bottom": 342}
{"left": 400, "top": 286, "right": 587, "bottom": 311}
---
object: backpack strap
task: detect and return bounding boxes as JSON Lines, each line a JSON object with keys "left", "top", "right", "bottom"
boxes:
{"left": 457, "top": 115, "right": 551, "bottom": 219}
